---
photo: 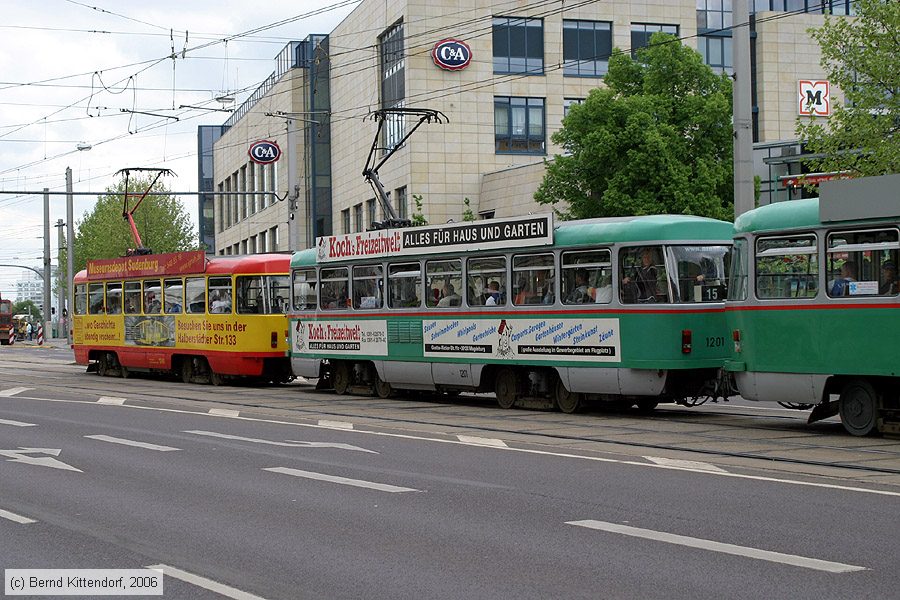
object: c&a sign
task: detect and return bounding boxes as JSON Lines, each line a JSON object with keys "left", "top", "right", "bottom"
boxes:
{"left": 431, "top": 39, "right": 472, "bottom": 71}
{"left": 248, "top": 140, "right": 281, "bottom": 164}
{"left": 798, "top": 80, "right": 830, "bottom": 116}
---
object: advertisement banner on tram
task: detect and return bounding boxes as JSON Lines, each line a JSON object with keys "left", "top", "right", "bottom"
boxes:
{"left": 292, "top": 320, "right": 388, "bottom": 355}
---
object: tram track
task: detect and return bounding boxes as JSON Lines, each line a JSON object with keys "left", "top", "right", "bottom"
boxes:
{"left": 4, "top": 362, "right": 899, "bottom": 479}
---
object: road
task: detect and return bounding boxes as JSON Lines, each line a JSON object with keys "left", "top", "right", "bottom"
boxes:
{"left": 1, "top": 343, "right": 898, "bottom": 599}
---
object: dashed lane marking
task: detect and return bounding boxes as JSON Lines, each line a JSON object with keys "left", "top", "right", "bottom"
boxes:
{"left": 0, "top": 387, "right": 32, "bottom": 397}
{"left": 209, "top": 409, "right": 240, "bottom": 417}
{"left": 457, "top": 435, "right": 508, "bottom": 448}
{"left": 84, "top": 434, "right": 181, "bottom": 452}
{"left": 644, "top": 456, "right": 728, "bottom": 473}
{"left": 0, "top": 508, "right": 36, "bottom": 524}
{"left": 145, "top": 564, "right": 268, "bottom": 600}
{"left": 0, "top": 418, "right": 37, "bottom": 427}
{"left": 96, "top": 397, "right": 126, "bottom": 405}
{"left": 318, "top": 419, "right": 353, "bottom": 430}
{"left": 264, "top": 467, "right": 420, "bottom": 493}
{"left": 567, "top": 520, "right": 867, "bottom": 573}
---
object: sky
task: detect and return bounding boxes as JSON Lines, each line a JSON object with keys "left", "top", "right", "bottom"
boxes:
{"left": 0, "top": 0, "right": 359, "bottom": 300}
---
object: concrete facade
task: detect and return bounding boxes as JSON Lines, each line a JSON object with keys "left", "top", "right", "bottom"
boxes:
{"left": 209, "top": 1, "right": 852, "bottom": 255}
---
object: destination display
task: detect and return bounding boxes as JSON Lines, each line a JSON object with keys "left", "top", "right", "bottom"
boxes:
{"left": 316, "top": 214, "right": 553, "bottom": 263}
{"left": 292, "top": 319, "right": 388, "bottom": 356}
{"left": 423, "top": 317, "right": 620, "bottom": 363}
{"left": 86, "top": 250, "right": 206, "bottom": 281}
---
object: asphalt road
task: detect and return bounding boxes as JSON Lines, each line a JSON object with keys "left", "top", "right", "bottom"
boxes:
{"left": 1, "top": 342, "right": 898, "bottom": 599}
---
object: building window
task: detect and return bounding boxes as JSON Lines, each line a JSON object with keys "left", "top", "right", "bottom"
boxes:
{"left": 270, "top": 226, "right": 279, "bottom": 251}
{"left": 563, "top": 98, "right": 584, "bottom": 119}
{"left": 240, "top": 165, "right": 247, "bottom": 220}
{"left": 492, "top": 17, "right": 543, "bottom": 74}
{"left": 495, "top": 97, "right": 545, "bottom": 154}
{"left": 380, "top": 21, "right": 405, "bottom": 151}
{"left": 366, "top": 198, "right": 376, "bottom": 229}
{"left": 217, "top": 183, "right": 224, "bottom": 233}
{"left": 563, "top": 20, "right": 612, "bottom": 77}
{"left": 699, "top": 35, "right": 733, "bottom": 75}
{"left": 258, "top": 230, "right": 266, "bottom": 253}
{"left": 341, "top": 208, "right": 351, "bottom": 234}
{"left": 752, "top": 0, "right": 853, "bottom": 13}
{"left": 395, "top": 186, "right": 408, "bottom": 219}
{"left": 631, "top": 23, "right": 679, "bottom": 58}
{"left": 697, "top": 0, "right": 733, "bottom": 30}
{"left": 354, "top": 203, "right": 363, "bottom": 233}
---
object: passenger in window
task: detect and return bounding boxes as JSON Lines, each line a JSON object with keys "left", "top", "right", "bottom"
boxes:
{"left": 880, "top": 261, "right": 897, "bottom": 295}
{"left": 211, "top": 291, "right": 231, "bottom": 313}
{"left": 829, "top": 261, "right": 857, "bottom": 296}
{"left": 622, "top": 248, "right": 659, "bottom": 303}
{"left": 437, "top": 283, "right": 461, "bottom": 307}
{"left": 566, "top": 269, "right": 591, "bottom": 304}
{"left": 592, "top": 277, "right": 613, "bottom": 303}
{"left": 514, "top": 278, "right": 536, "bottom": 305}
{"left": 541, "top": 277, "right": 555, "bottom": 304}
{"left": 485, "top": 281, "right": 502, "bottom": 306}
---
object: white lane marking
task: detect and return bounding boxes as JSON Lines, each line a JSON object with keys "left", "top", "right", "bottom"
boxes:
{"left": 567, "top": 520, "right": 867, "bottom": 573}
{"left": 97, "top": 396, "right": 126, "bottom": 405}
{"left": 0, "top": 508, "right": 37, "bottom": 524}
{"left": 0, "top": 418, "right": 37, "bottom": 427}
{"left": 264, "top": 467, "right": 419, "bottom": 493}
{"left": 644, "top": 456, "right": 727, "bottom": 473}
{"left": 84, "top": 434, "right": 180, "bottom": 452}
{"left": 457, "top": 435, "right": 508, "bottom": 448}
{"left": 145, "top": 564, "right": 267, "bottom": 600}
{"left": 209, "top": 408, "right": 240, "bottom": 417}
{"left": 0, "top": 448, "right": 82, "bottom": 472}
{"left": 318, "top": 419, "right": 353, "bottom": 430}
{"left": 0, "top": 387, "right": 32, "bottom": 397}
{"left": 186, "top": 430, "right": 377, "bottom": 454}
{"left": 9, "top": 395, "right": 900, "bottom": 498}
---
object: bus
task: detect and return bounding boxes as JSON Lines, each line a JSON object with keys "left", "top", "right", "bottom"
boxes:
{"left": 0, "top": 297, "right": 12, "bottom": 345}
{"left": 724, "top": 174, "right": 900, "bottom": 436}
{"left": 73, "top": 251, "right": 292, "bottom": 384}
{"left": 288, "top": 214, "right": 733, "bottom": 412}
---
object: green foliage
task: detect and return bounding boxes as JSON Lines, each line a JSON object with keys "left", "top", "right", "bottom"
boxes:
{"left": 535, "top": 32, "right": 734, "bottom": 221}
{"left": 411, "top": 194, "right": 428, "bottom": 226}
{"left": 796, "top": 0, "right": 900, "bottom": 176}
{"left": 70, "top": 176, "right": 197, "bottom": 274}
{"left": 462, "top": 197, "right": 476, "bottom": 222}
{"left": 12, "top": 299, "right": 42, "bottom": 323}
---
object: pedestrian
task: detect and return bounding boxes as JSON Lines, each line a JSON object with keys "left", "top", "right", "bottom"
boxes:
{"left": 26, "top": 321, "right": 33, "bottom": 341}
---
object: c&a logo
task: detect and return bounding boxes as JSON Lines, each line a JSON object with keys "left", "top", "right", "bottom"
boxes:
{"left": 432, "top": 39, "right": 472, "bottom": 71}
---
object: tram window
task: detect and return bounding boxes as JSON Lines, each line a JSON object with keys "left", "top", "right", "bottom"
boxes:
{"left": 75, "top": 284, "right": 87, "bottom": 315}
{"left": 755, "top": 235, "right": 818, "bottom": 299}
{"left": 163, "top": 278, "right": 183, "bottom": 314}
{"left": 292, "top": 269, "right": 317, "bottom": 311}
{"left": 513, "top": 254, "right": 554, "bottom": 305}
{"left": 106, "top": 282, "right": 122, "bottom": 315}
{"left": 237, "top": 276, "right": 264, "bottom": 314}
{"left": 87, "top": 283, "right": 105, "bottom": 314}
{"left": 620, "top": 246, "right": 670, "bottom": 303}
{"left": 666, "top": 245, "right": 730, "bottom": 303}
{"left": 185, "top": 278, "right": 206, "bottom": 314}
{"left": 426, "top": 260, "right": 462, "bottom": 308}
{"left": 728, "top": 239, "right": 749, "bottom": 301}
{"left": 353, "top": 265, "right": 383, "bottom": 310}
{"left": 143, "top": 280, "right": 162, "bottom": 314}
{"left": 268, "top": 275, "right": 291, "bottom": 313}
{"left": 123, "top": 281, "right": 141, "bottom": 314}
{"left": 562, "top": 250, "right": 611, "bottom": 305}
{"left": 388, "top": 263, "right": 421, "bottom": 308}
{"left": 826, "top": 229, "right": 899, "bottom": 297}
{"left": 320, "top": 268, "right": 349, "bottom": 310}
{"left": 467, "top": 257, "right": 506, "bottom": 307}
{"left": 209, "top": 277, "right": 233, "bottom": 313}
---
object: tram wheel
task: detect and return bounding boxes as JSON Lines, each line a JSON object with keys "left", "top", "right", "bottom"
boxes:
{"left": 374, "top": 376, "right": 393, "bottom": 399}
{"left": 181, "top": 359, "right": 194, "bottom": 384}
{"left": 332, "top": 362, "right": 351, "bottom": 395}
{"left": 119, "top": 365, "right": 130, "bottom": 379}
{"left": 495, "top": 368, "right": 518, "bottom": 409}
{"left": 839, "top": 379, "right": 881, "bottom": 437}
{"left": 97, "top": 353, "right": 110, "bottom": 377}
{"left": 209, "top": 370, "right": 224, "bottom": 386}
{"left": 554, "top": 379, "right": 581, "bottom": 414}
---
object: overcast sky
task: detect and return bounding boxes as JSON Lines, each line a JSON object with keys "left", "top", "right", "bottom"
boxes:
{"left": 0, "top": 0, "right": 359, "bottom": 298}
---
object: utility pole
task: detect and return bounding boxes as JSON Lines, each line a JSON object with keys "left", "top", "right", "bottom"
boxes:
{"left": 43, "top": 188, "right": 51, "bottom": 338}
{"left": 56, "top": 219, "right": 65, "bottom": 338}
{"left": 733, "top": 0, "right": 755, "bottom": 217}
{"left": 66, "top": 167, "right": 74, "bottom": 342}
{"left": 285, "top": 117, "right": 300, "bottom": 252}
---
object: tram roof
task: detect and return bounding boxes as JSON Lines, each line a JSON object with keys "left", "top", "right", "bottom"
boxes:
{"left": 291, "top": 214, "right": 733, "bottom": 268}
{"left": 733, "top": 198, "right": 822, "bottom": 234}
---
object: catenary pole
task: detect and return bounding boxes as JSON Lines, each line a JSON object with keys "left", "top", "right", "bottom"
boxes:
{"left": 43, "top": 189, "right": 52, "bottom": 339}
{"left": 66, "top": 168, "right": 74, "bottom": 342}
{"left": 733, "top": 0, "right": 755, "bottom": 217}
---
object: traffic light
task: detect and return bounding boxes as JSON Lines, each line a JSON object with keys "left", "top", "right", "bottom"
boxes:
{"left": 62, "top": 308, "right": 67, "bottom": 318}
{"left": 51, "top": 307, "right": 56, "bottom": 315}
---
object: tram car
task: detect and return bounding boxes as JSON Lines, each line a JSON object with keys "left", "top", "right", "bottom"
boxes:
{"left": 288, "top": 213, "right": 733, "bottom": 412}
{"left": 73, "top": 251, "right": 292, "bottom": 384}
{"left": 724, "top": 174, "right": 900, "bottom": 436}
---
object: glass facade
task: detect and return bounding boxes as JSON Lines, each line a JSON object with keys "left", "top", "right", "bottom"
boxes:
{"left": 492, "top": 17, "right": 544, "bottom": 74}
{"left": 379, "top": 21, "right": 405, "bottom": 151}
{"left": 630, "top": 23, "right": 679, "bottom": 58}
{"left": 563, "top": 20, "right": 612, "bottom": 77}
{"left": 494, "top": 97, "right": 545, "bottom": 155}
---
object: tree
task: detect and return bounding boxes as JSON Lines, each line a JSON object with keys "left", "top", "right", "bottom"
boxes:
{"left": 462, "top": 197, "right": 476, "bottom": 222}
{"left": 535, "top": 32, "right": 734, "bottom": 221}
{"left": 69, "top": 176, "right": 197, "bottom": 273}
{"left": 411, "top": 194, "right": 428, "bottom": 226}
{"left": 12, "top": 299, "right": 42, "bottom": 323}
{"left": 796, "top": 0, "right": 900, "bottom": 176}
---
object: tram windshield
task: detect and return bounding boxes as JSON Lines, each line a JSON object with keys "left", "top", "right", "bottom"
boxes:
{"left": 666, "top": 245, "right": 731, "bottom": 303}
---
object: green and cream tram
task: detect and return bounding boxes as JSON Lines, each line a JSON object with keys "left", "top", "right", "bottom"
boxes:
{"left": 724, "top": 174, "right": 900, "bottom": 436}
{"left": 288, "top": 214, "right": 733, "bottom": 413}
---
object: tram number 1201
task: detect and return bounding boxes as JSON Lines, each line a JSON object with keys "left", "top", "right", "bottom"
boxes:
{"left": 705, "top": 336, "right": 725, "bottom": 348}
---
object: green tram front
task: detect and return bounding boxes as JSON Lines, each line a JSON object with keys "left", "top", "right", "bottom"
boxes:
{"left": 725, "top": 175, "right": 900, "bottom": 436}
{"left": 288, "top": 214, "right": 733, "bottom": 413}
